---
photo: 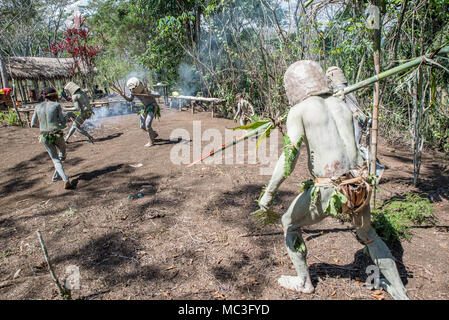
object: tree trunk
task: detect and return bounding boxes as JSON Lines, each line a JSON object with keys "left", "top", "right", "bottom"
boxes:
{"left": 370, "top": 1, "right": 383, "bottom": 209}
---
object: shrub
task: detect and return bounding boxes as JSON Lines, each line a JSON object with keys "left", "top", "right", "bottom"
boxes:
{"left": 371, "top": 193, "right": 435, "bottom": 242}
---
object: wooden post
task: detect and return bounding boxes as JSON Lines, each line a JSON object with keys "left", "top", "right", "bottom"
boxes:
{"left": 18, "top": 80, "right": 25, "bottom": 102}
{"left": 34, "top": 80, "right": 39, "bottom": 99}
{"left": 9, "top": 77, "right": 23, "bottom": 124}
{"left": 0, "top": 52, "right": 8, "bottom": 89}
{"left": 369, "top": 0, "right": 383, "bottom": 209}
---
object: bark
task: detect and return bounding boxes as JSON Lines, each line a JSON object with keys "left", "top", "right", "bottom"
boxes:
{"left": 369, "top": 0, "right": 383, "bottom": 209}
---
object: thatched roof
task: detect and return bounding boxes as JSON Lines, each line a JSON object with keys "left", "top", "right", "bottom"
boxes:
{"left": 4, "top": 56, "right": 95, "bottom": 81}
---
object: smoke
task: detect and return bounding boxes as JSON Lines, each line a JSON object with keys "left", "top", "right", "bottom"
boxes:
{"left": 176, "top": 63, "right": 200, "bottom": 96}
{"left": 84, "top": 95, "right": 136, "bottom": 128}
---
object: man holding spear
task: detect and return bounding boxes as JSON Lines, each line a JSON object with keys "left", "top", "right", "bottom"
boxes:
{"left": 255, "top": 60, "right": 409, "bottom": 299}
{"left": 190, "top": 46, "right": 449, "bottom": 300}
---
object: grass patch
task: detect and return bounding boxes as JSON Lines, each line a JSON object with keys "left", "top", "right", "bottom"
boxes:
{"left": 372, "top": 193, "right": 435, "bottom": 242}
{"left": 62, "top": 207, "right": 77, "bottom": 217}
{"left": 0, "top": 108, "right": 21, "bottom": 126}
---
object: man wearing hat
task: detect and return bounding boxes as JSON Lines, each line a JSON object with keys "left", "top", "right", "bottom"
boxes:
{"left": 30, "top": 87, "right": 72, "bottom": 189}
{"left": 63, "top": 81, "right": 94, "bottom": 143}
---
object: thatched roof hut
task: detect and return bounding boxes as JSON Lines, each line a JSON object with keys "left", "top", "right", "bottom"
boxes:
{"left": 4, "top": 56, "right": 94, "bottom": 81}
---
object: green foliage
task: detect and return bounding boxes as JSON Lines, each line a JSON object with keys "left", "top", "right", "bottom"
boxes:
{"left": 293, "top": 237, "right": 306, "bottom": 254}
{"left": 283, "top": 134, "right": 303, "bottom": 177}
{"left": 39, "top": 132, "right": 63, "bottom": 144}
{"left": 299, "top": 179, "right": 314, "bottom": 193}
{"left": 230, "top": 120, "right": 271, "bottom": 131}
{"left": 250, "top": 206, "right": 280, "bottom": 227}
{"left": 371, "top": 193, "right": 435, "bottom": 242}
{"left": 324, "top": 189, "right": 348, "bottom": 217}
{"left": 0, "top": 0, "right": 71, "bottom": 56}
{"left": 0, "top": 108, "right": 20, "bottom": 126}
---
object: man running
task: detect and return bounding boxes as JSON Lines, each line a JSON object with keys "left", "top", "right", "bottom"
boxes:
{"left": 30, "top": 87, "right": 72, "bottom": 189}
{"left": 63, "top": 82, "right": 94, "bottom": 143}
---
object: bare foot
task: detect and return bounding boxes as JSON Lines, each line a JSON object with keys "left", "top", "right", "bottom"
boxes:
{"left": 278, "top": 275, "right": 314, "bottom": 294}
{"left": 380, "top": 278, "right": 409, "bottom": 300}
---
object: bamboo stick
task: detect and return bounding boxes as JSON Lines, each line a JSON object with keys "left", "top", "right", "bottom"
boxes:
{"left": 188, "top": 46, "right": 449, "bottom": 166}
{"left": 36, "top": 231, "right": 71, "bottom": 300}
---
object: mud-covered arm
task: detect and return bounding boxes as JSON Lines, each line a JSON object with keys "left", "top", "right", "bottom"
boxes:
{"left": 233, "top": 101, "right": 242, "bottom": 120}
{"left": 62, "top": 95, "right": 81, "bottom": 112}
{"left": 258, "top": 152, "right": 288, "bottom": 210}
{"left": 119, "top": 91, "right": 135, "bottom": 102}
{"left": 259, "top": 110, "right": 305, "bottom": 210}
{"left": 246, "top": 100, "right": 255, "bottom": 116}
{"left": 30, "top": 110, "right": 38, "bottom": 127}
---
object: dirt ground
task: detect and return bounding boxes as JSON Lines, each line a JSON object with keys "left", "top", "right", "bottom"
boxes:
{"left": 0, "top": 105, "right": 448, "bottom": 300}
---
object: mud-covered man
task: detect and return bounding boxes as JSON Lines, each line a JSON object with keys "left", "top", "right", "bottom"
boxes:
{"left": 30, "top": 87, "right": 72, "bottom": 189}
{"left": 257, "top": 61, "right": 408, "bottom": 300}
{"left": 63, "top": 82, "right": 94, "bottom": 143}
{"left": 121, "top": 77, "right": 160, "bottom": 147}
{"left": 234, "top": 93, "right": 255, "bottom": 126}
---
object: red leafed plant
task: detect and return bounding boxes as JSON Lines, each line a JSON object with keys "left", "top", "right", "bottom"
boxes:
{"left": 47, "top": 15, "right": 100, "bottom": 76}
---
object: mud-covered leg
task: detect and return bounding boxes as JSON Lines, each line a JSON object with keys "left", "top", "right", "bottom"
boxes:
{"left": 65, "top": 125, "right": 76, "bottom": 142}
{"left": 354, "top": 206, "right": 409, "bottom": 300}
{"left": 66, "top": 116, "right": 93, "bottom": 142}
{"left": 43, "top": 140, "right": 69, "bottom": 182}
{"left": 144, "top": 112, "right": 157, "bottom": 146}
{"left": 74, "top": 118, "right": 94, "bottom": 142}
{"left": 139, "top": 114, "right": 146, "bottom": 131}
{"left": 278, "top": 187, "right": 327, "bottom": 293}
{"left": 76, "top": 125, "right": 94, "bottom": 142}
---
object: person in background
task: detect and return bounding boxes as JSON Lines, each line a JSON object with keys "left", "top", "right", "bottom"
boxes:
{"left": 60, "top": 89, "right": 71, "bottom": 102}
{"left": 63, "top": 81, "right": 95, "bottom": 143}
{"left": 0, "top": 87, "right": 13, "bottom": 109}
{"left": 119, "top": 77, "right": 160, "bottom": 147}
{"left": 30, "top": 87, "right": 72, "bottom": 189}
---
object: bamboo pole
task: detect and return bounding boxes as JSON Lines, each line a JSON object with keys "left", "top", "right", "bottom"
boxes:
{"left": 188, "top": 46, "right": 449, "bottom": 165}
{"left": 36, "top": 231, "right": 71, "bottom": 300}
